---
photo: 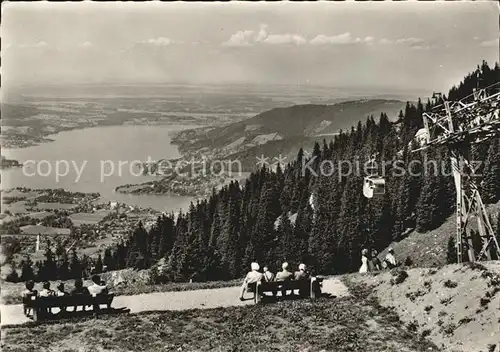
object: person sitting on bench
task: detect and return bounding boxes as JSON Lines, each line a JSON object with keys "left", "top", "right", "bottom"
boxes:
{"left": 275, "top": 262, "right": 293, "bottom": 298}
{"left": 70, "top": 278, "right": 90, "bottom": 312}
{"left": 263, "top": 265, "right": 277, "bottom": 296}
{"left": 71, "top": 279, "right": 90, "bottom": 295}
{"left": 294, "top": 263, "right": 310, "bottom": 297}
{"left": 263, "top": 266, "right": 275, "bottom": 282}
{"left": 294, "top": 263, "right": 309, "bottom": 280}
{"left": 56, "top": 282, "right": 68, "bottom": 297}
{"left": 88, "top": 275, "right": 111, "bottom": 310}
{"left": 38, "top": 281, "right": 56, "bottom": 317}
{"left": 239, "top": 262, "right": 263, "bottom": 301}
{"left": 88, "top": 275, "right": 107, "bottom": 296}
{"left": 22, "top": 280, "right": 38, "bottom": 316}
{"left": 39, "top": 281, "right": 55, "bottom": 297}
{"left": 99, "top": 280, "right": 109, "bottom": 294}
{"left": 55, "top": 282, "right": 69, "bottom": 313}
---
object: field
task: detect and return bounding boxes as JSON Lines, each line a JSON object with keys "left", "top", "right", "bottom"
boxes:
{"left": 1, "top": 282, "right": 437, "bottom": 352}
{"left": 69, "top": 211, "right": 111, "bottom": 226}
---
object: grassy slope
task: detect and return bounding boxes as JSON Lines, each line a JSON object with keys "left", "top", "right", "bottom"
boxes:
{"left": 346, "top": 261, "right": 500, "bottom": 352}
{"left": 379, "top": 202, "right": 500, "bottom": 268}
{"left": 1, "top": 284, "right": 437, "bottom": 352}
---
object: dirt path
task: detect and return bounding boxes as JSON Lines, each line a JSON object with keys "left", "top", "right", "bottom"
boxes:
{"left": 0, "top": 278, "right": 349, "bottom": 326}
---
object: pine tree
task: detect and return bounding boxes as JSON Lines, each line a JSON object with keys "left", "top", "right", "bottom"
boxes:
{"left": 43, "top": 239, "right": 57, "bottom": 280}
{"left": 482, "top": 138, "right": 500, "bottom": 204}
{"left": 69, "top": 248, "right": 82, "bottom": 279}
{"left": 81, "top": 254, "right": 91, "bottom": 278}
{"left": 6, "top": 263, "right": 19, "bottom": 283}
{"left": 20, "top": 256, "right": 35, "bottom": 282}
{"left": 416, "top": 149, "right": 442, "bottom": 232}
{"left": 57, "top": 251, "right": 70, "bottom": 280}
{"left": 103, "top": 248, "right": 115, "bottom": 271}
{"left": 95, "top": 254, "right": 104, "bottom": 274}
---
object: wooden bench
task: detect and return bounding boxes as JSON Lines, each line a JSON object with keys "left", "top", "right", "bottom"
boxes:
{"left": 23, "top": 294, "right": 115, "bottom": 322}
{"left": 253, "top": 277, "right": 324, "bottom": 304}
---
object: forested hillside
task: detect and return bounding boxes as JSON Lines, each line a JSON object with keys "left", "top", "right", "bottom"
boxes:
{"left": 173, "top": 99, "right": 405, "bottom": 161}
{"left": 15, "top": 61, "right": 500, "bottom": 284}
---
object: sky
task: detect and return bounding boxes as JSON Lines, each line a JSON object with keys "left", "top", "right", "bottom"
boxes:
{"left": 1, "top": 1, "right": 499, "bottom": 92}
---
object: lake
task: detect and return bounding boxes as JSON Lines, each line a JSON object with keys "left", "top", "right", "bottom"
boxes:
{"left": 1, "top": 125, "right": 195, "bottom": 212}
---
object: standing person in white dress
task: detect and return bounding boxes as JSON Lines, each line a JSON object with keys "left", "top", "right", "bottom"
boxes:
{"left": 359, "top": 249, "right": 369, "bottom": 273}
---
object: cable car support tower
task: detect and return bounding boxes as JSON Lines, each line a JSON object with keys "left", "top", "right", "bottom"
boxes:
{"left": 418, "top": 81, "right": 500, "bottom": 263}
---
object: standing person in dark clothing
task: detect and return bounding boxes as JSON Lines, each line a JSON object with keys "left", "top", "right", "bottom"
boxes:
{"left": 371, "top": 249, "right": 382, "bottom": 271}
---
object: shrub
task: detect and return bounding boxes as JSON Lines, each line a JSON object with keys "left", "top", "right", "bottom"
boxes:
{"left": 148, "top": 265, "right": 169, "bottom": 285}
{"left": 407, "top": 320, "right": 418, "bottom": 332}
{"left": 421, "top": 329, "right": 432, "bottom": 339}
{"left": 443, "top": 280, "right": 458, "bottom": 288}
{"left": 441, "top": 323, "right": 456, "bottom": 336}
{"left": 458, "top": 317, "right": 473, "bottom": 325}
{"left": 488, "top": 274, "right": 500, "bottom": 287}
{"left": 390, "top": 270, "right": 409, "bottom": 285}
{"left": 406, "top": 290, "right": 426, "bottom": 302}
{"left": 480, "top": 297, "right": 491, "bottom": 307}
{"left": 440, "top": 297, "right": 453, "bottom": 306}
{"left": 404, "top": 256, "right": 414, "bottom": 267}
{"left": 424, "top": 305, "right": 433, "bottom": 313}
{"left": 5, "top": 269, "right": 19, "bottom": 283}
{"left": 487, "top": 344, "right": 497, "bottom": 352}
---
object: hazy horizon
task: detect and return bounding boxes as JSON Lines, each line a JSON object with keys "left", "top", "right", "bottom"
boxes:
{"left": 2, "top": 1, "right": 499, "bottom": 93}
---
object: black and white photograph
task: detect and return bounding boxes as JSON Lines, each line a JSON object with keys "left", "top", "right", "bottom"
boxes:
{"left": 1, "top": 1, "right": 499, "bottom": 351}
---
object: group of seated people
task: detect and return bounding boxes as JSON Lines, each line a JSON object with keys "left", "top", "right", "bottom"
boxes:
{"left": 22, "top": 275, "right": 109, "bottom": 317}
{"left": 239, "top": 262, "right": 313, "bottom": 300}
{"left": 359, "top": 247, "right": 399, "bottom": 274}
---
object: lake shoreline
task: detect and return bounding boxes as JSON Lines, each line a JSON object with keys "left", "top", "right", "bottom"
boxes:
{"left": 2, "top": 125, "right": 196, "bottom": 213}
{"left": 1, "top": 120, "right": 201, "bottom": 150}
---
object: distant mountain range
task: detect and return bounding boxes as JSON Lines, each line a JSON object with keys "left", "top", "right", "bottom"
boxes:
{"left": 172, "top": 99, "right": 406, "bottom": 170}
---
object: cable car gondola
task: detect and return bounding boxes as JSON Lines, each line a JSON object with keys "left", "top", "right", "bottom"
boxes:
{"left": 363, "top": 153, "right": 386, "bottom": 199}
{"left": 363, "top": 176, "right": 386, "bottom": 199}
